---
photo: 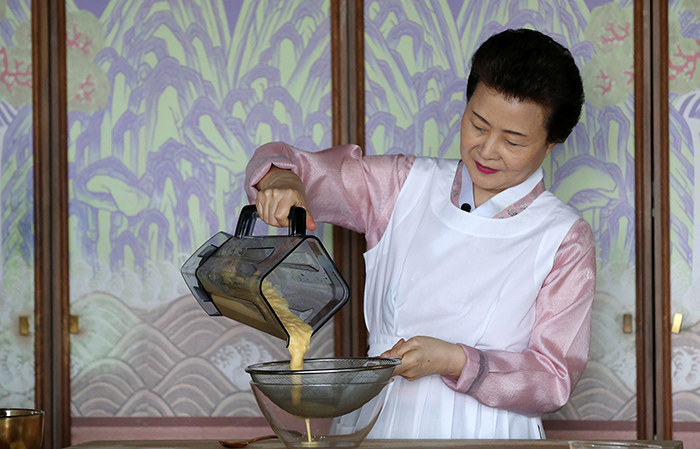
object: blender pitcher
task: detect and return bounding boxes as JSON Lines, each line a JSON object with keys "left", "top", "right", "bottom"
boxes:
{"left": 181, "top": 205, "right": 349, "bottom": 343}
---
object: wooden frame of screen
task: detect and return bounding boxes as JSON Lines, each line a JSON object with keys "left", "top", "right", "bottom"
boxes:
{"left": 32, "top": 0, "right": 70, "bottom": 448}
{"left": 331, "top": 0, "right": 369, "bottom": 358}
{"left": 635, "top": 0, "right": 672, "bottom": 440}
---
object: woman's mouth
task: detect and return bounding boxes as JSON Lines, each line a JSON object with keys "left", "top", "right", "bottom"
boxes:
{"left": 475, "top": 161, "right": 499, "bottom": 175}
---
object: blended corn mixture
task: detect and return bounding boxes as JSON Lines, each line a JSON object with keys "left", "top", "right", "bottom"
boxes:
{"left": 262, "top": 280, "right": 317, "bottom": 447}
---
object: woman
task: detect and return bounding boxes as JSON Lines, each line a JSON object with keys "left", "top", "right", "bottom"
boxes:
{"left": 244, "top": 28, "right": 595, "bottom": 439}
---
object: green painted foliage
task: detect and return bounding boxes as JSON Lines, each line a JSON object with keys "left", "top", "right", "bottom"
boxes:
{"left": 0, "top": 21, "right": 31, "bottom": 106}
{"left": 67, "top": 10, "right": 111, "bottom": 112}
{"left": 582, "top": 2, "right": 633, "bottom": 108}
{"left": 668, "top": 7, "right": 700, "bottom": 94}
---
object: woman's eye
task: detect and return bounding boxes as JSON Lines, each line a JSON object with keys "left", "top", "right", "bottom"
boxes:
{"left": 472, "top": 124, "right": 484, "bottom": 132}
{"left": 506, "top": 140, "right": 520, "bottom": 147}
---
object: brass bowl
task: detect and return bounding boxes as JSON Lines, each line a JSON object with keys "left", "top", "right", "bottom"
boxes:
{"left": 0, "top": 409, "right": 45, "bottom": 449}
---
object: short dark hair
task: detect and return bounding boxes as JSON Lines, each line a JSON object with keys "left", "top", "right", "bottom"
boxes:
{"left": 466, "top": 29, "right": 584, "bottom": 144}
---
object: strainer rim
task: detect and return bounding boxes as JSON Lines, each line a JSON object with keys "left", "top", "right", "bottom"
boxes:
{"left": 250, "top": 379, "right": 394, "bottom": 388}
{"left": 245, "top": 356, "right": 400, "bottom": 375}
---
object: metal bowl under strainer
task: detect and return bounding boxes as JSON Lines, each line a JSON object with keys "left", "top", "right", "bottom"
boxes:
{"left": 245, "top": 357, "right": 400, "bottom": 385}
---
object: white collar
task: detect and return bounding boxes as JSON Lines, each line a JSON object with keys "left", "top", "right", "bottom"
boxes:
{"left": 459, "top": 164, "right": 544, "bottom": 218}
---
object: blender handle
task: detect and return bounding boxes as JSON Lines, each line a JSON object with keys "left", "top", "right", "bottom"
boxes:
{"left": 235, "top": 205, "right": 307, "bottom": 237}
{"left": 288, "top": 206, "right": 307, "bottom": 236}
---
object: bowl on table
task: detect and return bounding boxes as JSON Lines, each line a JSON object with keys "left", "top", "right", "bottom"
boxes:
{"left": 0, "top": 409, "right": 45, "bottom": 449}
{"left": 250, "top": 380, "right": 392, "bottom": 448}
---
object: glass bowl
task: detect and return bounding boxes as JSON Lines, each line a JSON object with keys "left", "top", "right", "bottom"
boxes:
{"left": 251, "top": 380, "right": 391, "bottom": 418}
{"left": 0, "top": 409, "right": 45, "bottom": 449}
{"left": 251, "top": 379, "right": 392, "bottom": 448}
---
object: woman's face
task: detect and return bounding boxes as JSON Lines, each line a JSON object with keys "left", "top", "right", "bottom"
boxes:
{"left": 460, "top": 83, "right": 556, "bottom": 207}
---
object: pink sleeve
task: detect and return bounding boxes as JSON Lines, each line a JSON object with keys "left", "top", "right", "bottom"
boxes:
{"left": 245, "top": 141, "right": 414, "bottom": 248}
{"left": 441, "top": 218, "right": 596, "bottom": 416}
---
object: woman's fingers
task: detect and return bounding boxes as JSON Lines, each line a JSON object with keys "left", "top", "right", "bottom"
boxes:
{"left": 306, "top": 214, "right": 317, "bottom": 231}
{"left": 380, "top": 338, "right": 408, "bottom": 378}
{"left": 272, "top": 197, "right": 296, "bottom": 226}
{"left": 379, "top": 337, "right": 465, "bottom": 382}
{"left": 381, "top": 338, "right": 406, "bottom": 358}
{"left": 256, "top": 188, "right": 305, "bottom": 227}
{"left": 390, "top": 345, "right": 416, "bottom": 379}
{"left": 253, "top": 167, "right": 317, "bottom": 230}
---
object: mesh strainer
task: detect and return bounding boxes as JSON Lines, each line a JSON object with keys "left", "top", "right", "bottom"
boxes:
{"left": 245, "top": 357, "right": 400, "bottom": 418}
{"left": 245, "top": 357, "right": 400, "bottom": 384}
{"left": 251, "top": 380, "right": 392, "bottom": 418}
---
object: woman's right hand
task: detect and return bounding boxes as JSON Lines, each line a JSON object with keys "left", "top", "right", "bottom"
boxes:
{"left": 254, "top": 166, "right": 317, "bottom": 230}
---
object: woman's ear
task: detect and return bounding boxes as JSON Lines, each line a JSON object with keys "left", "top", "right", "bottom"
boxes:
{"left": 544, "top": 141, "right": 557, "bottom": 157}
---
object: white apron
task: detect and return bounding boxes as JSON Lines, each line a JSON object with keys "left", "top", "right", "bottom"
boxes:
{"left": 362, "top": 158, "right": 581, "bottom": 439}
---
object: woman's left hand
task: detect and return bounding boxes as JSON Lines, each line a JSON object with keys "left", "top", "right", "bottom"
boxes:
{"left": 381, "top": 336, "right": 467, "bottom": 381}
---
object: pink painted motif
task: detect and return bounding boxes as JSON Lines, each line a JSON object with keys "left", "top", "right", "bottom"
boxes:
{"left": 0, "top": 48, "right": 32, "bottom": 91}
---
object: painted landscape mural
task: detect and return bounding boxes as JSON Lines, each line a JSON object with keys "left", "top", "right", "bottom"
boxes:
{"left": 1, "top": 0, "right": 700, "bottom": 425}
{"left": 64, "top": 0, "right": 334, "bottom": 417}
{"left": 0, "top": 0, "right": 33, "bottom": 409}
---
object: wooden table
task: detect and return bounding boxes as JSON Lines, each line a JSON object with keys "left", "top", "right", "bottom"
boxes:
{"left": 68, "top": 439, "right": 684, "bottom": 448}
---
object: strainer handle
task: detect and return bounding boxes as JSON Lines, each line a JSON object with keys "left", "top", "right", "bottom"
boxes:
{"left": 235, "top": 205, "right": 307, "bottom": 237}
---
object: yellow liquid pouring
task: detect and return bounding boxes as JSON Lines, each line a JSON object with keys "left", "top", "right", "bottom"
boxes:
{"left": 262, "top": 281, "right": 312, "bottom": 371}
{"left": 262, "top": 281, "right": 317, "bottom": 447}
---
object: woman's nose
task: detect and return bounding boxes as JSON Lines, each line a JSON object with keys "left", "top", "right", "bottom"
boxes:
{"left": 479, "top": 135, "right": 499, "bottom": 159}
